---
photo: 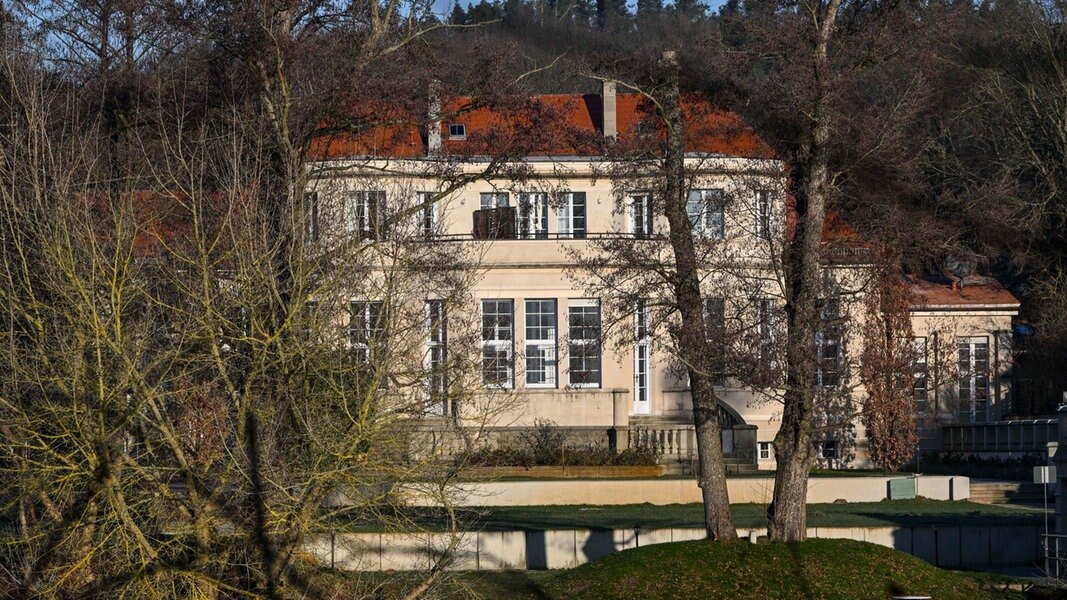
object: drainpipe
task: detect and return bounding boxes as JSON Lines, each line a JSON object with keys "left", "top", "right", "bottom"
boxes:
{"left": 613, "top": 388, "right": 629, "bottom": 451}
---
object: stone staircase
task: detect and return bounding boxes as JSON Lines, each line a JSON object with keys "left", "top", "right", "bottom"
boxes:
{"left": 968, "top": 481, "right": 1046, "bottom": 505}
{"left": 723, "top": 457, "right": 760, "bottom": 475}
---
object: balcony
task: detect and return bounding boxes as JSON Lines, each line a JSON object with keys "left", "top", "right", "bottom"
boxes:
{"left": 472, "top": 207, "right": 518, "bottom": 240}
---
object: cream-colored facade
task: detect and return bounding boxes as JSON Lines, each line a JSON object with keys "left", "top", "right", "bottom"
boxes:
{"left": 909, "top": 286, "right": 1020, "bottom": 454}
{"left": 307, "top": 104, "right": 1019, "bottom": 470}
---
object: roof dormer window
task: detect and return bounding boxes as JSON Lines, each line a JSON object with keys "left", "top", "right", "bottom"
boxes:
{"left": 448, "top": 123, "right": 466, "bottom": 140}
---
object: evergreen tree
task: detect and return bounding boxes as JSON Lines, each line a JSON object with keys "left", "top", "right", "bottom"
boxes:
{"left": 673, "top": 0, "right": 707, "bottom": 19}
{"left": 449, "top": 2, "right": 468, "bottom": 24}
{"left": 596, "top": 0, "right": 631, "bottom": 28}
{"left": 636, "top": 0, "right": 663, "bottom": 18}
{"left": 467, "top": 0, "right": 504, "bottom": 23}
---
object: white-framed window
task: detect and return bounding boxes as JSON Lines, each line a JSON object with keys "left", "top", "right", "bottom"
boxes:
{"left": 627, "top": 193, "right": 653, "bottom": 238}
{"left": 754, "top": 189, "right": 772, "bottom": 240}
{"left": 704, "top": 297, "right": 726, "bottom": 387}
{"left": 634, "top": 299, "right": 651, "bottom": 409}
{"left": 426, "top": 300, "right": 448, "bottom": 413}
{"left": 350, "top": 301, "right": 385, "bottom": 363}
{"left": 480, "top": 192, "right": 509, "bottom": 209}
{"left": 525, "top": 299, "right": 557, "bottom": 387}
{"left": 815, "top": 298, "right": 843, "bottom": 389}
{"left": 913, "top": 336, "right": 928, "bottom": 404}
{"left": 758, "top": 441, "right": 772, "bottom": 460}
{"left": 957, "top": 336, "right": 990, "bottom": 423}
{"left": 568, "top": 300, "right": 601, "bottom": 387}
{"left": 518, "top": 193, "right": 549, "bottom": 240}
{"left": 481, "top": 299, "right": 514, "bottom": 388}
{"left": 448, "top": 123, "right": 466, "bottom": 139}
{"left": 557, "top": 192, "right": 587, "bottom": 239}
{"left": 347, "top": 191, "right": 386, "bottom": 240}
{"left": 687, "top": 189, "right": 724, "bottom": 239}
{"left": 417, "top": 192, "right": 438, "bottom": 238}
{"left": 304, "top": 191, "right": 319, "bottom": 242}
{"left": 816, "top": 439, "right": 838, "bottom": 459}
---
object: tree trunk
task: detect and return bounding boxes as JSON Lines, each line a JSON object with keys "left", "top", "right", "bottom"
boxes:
{"left": 767, "top": 389, "right": 817, "bottom": 540}
{"left": 659, "top": 50, "right": 737, "bottom": 542}
{"left": 693, "top": 376, "right": 736, "bottom": 539}
{"left": 767, "top": 0, "right": 841, "bottom": 543}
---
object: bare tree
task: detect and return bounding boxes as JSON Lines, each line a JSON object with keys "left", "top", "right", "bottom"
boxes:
{"left": 859, "top": 257, "right": 920, "bottom": 472}
{"left": 654, "top": 52, "right": 736, "bottom": 541}
{"left": 717, "top": 0, "right": 937, "bottom": 541}
{"left": 571, "top": 52, "right": 786, "bottom": 540}
{"left": 0, "top": 3, "right": 554, "bottom": 598}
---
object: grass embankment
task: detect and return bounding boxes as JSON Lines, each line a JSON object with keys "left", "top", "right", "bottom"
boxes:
{"left": 473, "top": 499, "right": 1043, "bottom": 530}
{"left": 328, "top": 499, "right": 1043, "bottom": 532}
{"left": 336, "top": 538, "right": 1027, "bottom": 599}
{"left": 536, "top": 538, "right": 1021, "bottom": 599}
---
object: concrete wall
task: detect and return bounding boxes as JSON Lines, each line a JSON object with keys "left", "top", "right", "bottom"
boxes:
{"left": 309, "top": 522, "right": 1038, "bottom": 572}
{"left": 429, "top": 475, "right": 969, "bottom": 507}
{"left": 484, "top": 388, "right": 623, "bottom": 429}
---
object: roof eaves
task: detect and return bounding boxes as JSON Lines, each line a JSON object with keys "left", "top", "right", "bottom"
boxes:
{"left": 909, "top": 303, "right": 1021, "bottom": 311}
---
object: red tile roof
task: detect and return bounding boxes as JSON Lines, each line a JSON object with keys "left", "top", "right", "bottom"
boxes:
{"left": 309, "top": 93, "right": 774, "bottom": 160}
{"left": 908, "top": 275, "right": 1020, "bottom": 310}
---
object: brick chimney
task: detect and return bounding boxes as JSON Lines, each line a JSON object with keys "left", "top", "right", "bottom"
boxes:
{"left": 602, "top": 80, "right": 617, "bottom": 139}
{"left": 427, "top": 81, "right": 443, "bottom": 155}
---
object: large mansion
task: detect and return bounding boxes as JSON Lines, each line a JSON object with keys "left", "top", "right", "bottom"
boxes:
{"left": 303, "top": 83, "right": 1020, "bottom": 470}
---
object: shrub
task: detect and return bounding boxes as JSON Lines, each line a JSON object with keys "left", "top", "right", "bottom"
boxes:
{"left": 458, "top": 421, "right": 662, "bottom": 467}
{"left": 522, "top": 419, "right": 569, "bottom": 465}
{"left": 461, "top": 445, "right": 534, "bottom": 467}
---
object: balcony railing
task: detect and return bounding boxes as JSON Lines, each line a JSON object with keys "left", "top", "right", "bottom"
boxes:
{"left": 822, "top": 245, "right": 874, "bottom": 265}
{"left": 429, "top": 231, "right": 647, "bottom": 242}
{"left": 629, "top": 423, "right": 696, "bottom": 459}
{"left": 940, "top": 419, "right": 1057, "bottom": 454}
{"left": 472, "top": 207, "right": 518, "bottom": 239}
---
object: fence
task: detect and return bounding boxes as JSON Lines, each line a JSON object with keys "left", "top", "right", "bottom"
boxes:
{"left": 1043, "top": 534, "right": 1067, "bottom": 579}
{"left": 940, "top": 419, "right": 1057, "bottom": 454}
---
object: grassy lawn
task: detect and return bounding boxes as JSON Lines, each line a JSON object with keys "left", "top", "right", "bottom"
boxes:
{"left": 328, "top": 499, "right": 1044, "bottom": 532}
{"left": 473, "top": 499, "right": 1044, "bottom": 530}
{"left": 315, "top": 539, "right": 1029, "bottom": 599}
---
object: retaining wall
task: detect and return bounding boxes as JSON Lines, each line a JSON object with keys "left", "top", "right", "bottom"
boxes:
{"left": 306, "top": 522, "right": 1038, "bottom": 571}
{"left": 436, "top": 475, "right": 969, "bottom": 507}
